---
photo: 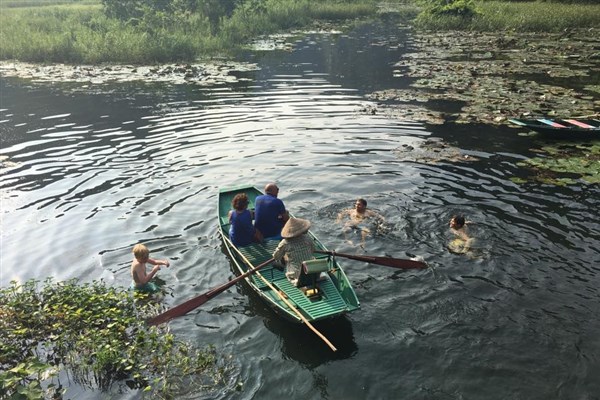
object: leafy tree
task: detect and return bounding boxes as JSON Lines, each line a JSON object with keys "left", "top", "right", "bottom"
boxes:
{"left": 197, "top": 0, "right": 239, "bottom": 33}
{"left": 101, "top": 0, "right": 240, "bottom": 33}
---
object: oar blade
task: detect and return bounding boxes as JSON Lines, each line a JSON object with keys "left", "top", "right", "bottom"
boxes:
{"left": 369, "top": 256, "right": 427, "bottom": 269}
{"left": 147, "top": 257, "right": 275, "bottom": 326}
{"left": 315, "top": 250, "right": 427, "bottom": 270}
{"left": 147, "top": 293, "right": 211, "bottom": 326}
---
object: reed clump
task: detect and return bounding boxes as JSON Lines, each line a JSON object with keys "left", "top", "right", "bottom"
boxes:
{"left": 0, "top": 0, "right": 378, "bottom": 64}
{"left": 4, "top": 1, "right": 598, "bottom": 63}
{"left": 414, "top": 1, "right": 600, "bottom": 31}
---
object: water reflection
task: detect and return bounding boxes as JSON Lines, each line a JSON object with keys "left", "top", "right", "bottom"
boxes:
{"left": 248, "top": 290, "right": 358, "bottom": 367}
{"left": 2, "top": 19, "right": 600, "bottom": 400}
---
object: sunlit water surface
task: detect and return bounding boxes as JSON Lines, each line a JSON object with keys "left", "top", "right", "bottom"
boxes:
{"left": 1, "top": 22, "right": 599, "bottom": 400}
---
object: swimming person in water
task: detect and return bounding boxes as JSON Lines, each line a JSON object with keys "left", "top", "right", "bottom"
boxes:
{"left": 131, "top": 243, "right": 170, "bottom": 292}
{"left": 448, "top": 214, "right": 474, "bottom": 255}
{"left": 336, "top": 198, "right": 385, "bottom": 246}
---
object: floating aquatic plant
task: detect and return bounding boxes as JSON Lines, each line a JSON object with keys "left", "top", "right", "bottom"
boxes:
{"left": 0, "top": 279, "right": 226, "bottom": 399}
{"left": 514, "top": 141, "right": 600, "bottom": 185}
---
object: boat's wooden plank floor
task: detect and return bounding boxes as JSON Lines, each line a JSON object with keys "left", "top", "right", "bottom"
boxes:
{"left": 237, "top": 240, "right": 348, "bottom": 320}
{"left": 273, "top": 277, "right": 348, "bottom": 320}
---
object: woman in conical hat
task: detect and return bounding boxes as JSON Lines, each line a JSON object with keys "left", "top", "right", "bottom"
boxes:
{"left": 273, "top": 217, "right": 315, "bottom": 286}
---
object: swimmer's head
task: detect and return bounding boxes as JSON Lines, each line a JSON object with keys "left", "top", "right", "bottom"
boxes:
{"left": 450, "top": 215, "right": 465, "bottom": 229}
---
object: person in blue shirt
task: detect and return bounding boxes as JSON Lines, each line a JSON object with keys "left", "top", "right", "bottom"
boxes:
{"left": 254, "top": 183, "right": 289, "bottom": 240}
{"left": 229, "top": 193, "right": 261, "bottom": 247}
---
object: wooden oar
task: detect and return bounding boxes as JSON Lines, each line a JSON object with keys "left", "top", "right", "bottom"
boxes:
{"left": 147, "top": 257, "right": 275, "bottom": 326}
{"left": 315, "top": 250, "right": 427, "bottom": 270}
{"left": 222, "top": 235, "right": 337, "bottom": 352}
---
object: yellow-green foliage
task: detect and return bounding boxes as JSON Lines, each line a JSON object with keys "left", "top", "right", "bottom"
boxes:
{"left": 415, "top": 1, "right": 600, "bottom": 31}
{"left": 0, "top": 5, "right": 215, "bottom": 63}
{"left": 1, "top": 0, "right": 97, "bottom": 6}
{"left": 0, "top": 279, "right": 221, "bottom": 398}
{"left": 222, "top": 0, "right": 377, "bottom": 45}
{"left": 473, "top": 1, "right": 600, "bottom": 31}
{"left": 0, "top": 0, "right": 377, "bottom": 64}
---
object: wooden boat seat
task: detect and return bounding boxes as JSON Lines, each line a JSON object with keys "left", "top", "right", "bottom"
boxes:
{"left": 233, "top": 238, "right": 349, "bottom": 320}
{"left": 237, "top": 240, "right": 281, "bottom": 290}
{"left": 273, "top": 276, "right": 349, "bottom": 321}
{"left": 219, "top": 185, "right": 360, "bottom": 323}
{"left": 238, "top": 239, "right": 279, "bottom": 264}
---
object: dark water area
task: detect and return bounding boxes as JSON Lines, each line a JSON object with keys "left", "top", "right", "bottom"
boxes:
{"left": 2, "top": 20, "right": 600, "bottom": 400}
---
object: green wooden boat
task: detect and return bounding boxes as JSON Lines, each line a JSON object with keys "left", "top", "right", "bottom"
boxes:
{"left": 218, "top": 184, "right": 360, "bottom": 323}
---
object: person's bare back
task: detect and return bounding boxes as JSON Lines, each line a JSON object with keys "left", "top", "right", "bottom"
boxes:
{"left": 131, "top": 244, "right": 170, "bottom": 290}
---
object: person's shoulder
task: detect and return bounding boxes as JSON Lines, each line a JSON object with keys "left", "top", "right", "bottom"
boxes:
{"left": 275, "top": 238, "right": 289, "bottom": 247}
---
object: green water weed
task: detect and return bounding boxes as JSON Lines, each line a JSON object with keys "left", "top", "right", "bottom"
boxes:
{"left": 0, "top": 278, "right": 224, "bottom": 399}
{"left": 514, "top": 141, "right": 600, "bottom": 185}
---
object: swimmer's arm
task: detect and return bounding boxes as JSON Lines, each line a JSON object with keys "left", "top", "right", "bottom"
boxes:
{"left": 336, "top": 209, "right": 350, "bottom": 223}
{"left": 148, "top": 258, "right": 170, "bottom": 267}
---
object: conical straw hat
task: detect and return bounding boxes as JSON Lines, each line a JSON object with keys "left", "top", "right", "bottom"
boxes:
{"left": 281, "top": 217, "right": 311, "bottom": 239}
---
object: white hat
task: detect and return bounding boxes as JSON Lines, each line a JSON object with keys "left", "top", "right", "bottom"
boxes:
{"left": 281, "top": 217, "right": 311, "bottom": 239}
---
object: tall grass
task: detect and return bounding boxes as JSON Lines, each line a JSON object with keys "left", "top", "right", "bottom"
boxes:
{"left": 473, "top": 1, "right": 600, "bottom": 31}
{"left": 0, "top": 0, "right": 378, "bottom": 64}
{"left": 0, "top": 0, "right": 97, "bottom": 7}
{"left": 0, "top": 5, "right": 209, "bottom": 63}
{"left": 414, "top": 1, "right": 600, "bottom": 31}
{"left": 222, "top": 0, "right": 378, "bottom": 47}
{"left": 2, "top": 1, "right": 599, "bottom": 64}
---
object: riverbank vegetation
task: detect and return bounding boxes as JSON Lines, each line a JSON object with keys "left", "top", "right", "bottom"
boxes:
{"left": 1, "top": 0, "right": 600, "bottom": 63}
{"left": 0, "top": 0, "right": 377, "bottom": 64}
{"left": 415, "top": 0, "right": 600, "bottom": 31}
{"left": 0, "top": 279, "right": 225, "bottom": 399}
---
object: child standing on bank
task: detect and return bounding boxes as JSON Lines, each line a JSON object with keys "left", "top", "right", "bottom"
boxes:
{"left": 131, "top": 243, "right": 170, "bottom": 292}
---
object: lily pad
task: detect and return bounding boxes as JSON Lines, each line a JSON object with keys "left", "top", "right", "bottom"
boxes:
{"left": 370, "top": 28, "right": 600, "bottom": 125}
{"left": 394, "top": 137, "right": 480, "bottom": 163}
{"left": 516, "top": 141, "right": 600, "bottom": 185}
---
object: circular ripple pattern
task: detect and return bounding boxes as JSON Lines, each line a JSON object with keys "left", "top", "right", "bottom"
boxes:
{"left": 1, "top": 26, "right": 599, "bottom": 400}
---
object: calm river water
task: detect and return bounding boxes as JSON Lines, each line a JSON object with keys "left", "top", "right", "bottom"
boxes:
{"left": 1, "top": 21, "right": 599, "bottom": 400}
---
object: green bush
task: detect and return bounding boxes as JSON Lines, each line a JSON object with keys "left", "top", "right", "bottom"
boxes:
{"left": 0, "top": 279, "right": 223, "bottom": 399}
{"left": 418, "top": 0, "right": 478, "bottom": 17}
{"left": 413, "top": 0, "right": 600, "bottom": 31}
{"left": 0, "top": 0, "right": 377, "bottom": 63}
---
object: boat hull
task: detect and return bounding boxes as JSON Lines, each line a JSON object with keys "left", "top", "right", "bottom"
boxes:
{"left": 218, "top": 184, "right": 360, "bottom": 323}
{"left": 509, "top": 118, "right": 600, "bottom": 137}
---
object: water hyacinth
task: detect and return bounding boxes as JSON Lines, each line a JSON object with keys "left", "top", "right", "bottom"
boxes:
{"left": 0, "top": 278, "right": 227, "bottom": 399}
